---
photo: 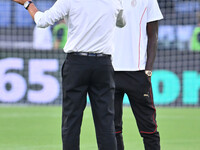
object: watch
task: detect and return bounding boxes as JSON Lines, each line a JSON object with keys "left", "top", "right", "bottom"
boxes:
{"left": 145, "top": 70, "right": 152, "bottom": 77}
{"left": 24, "top": 1, "right": 33, "bottom": 9}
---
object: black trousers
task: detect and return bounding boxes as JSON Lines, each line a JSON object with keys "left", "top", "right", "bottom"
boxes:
{"left": 114, "top": 71, "right": 160, "bottom": 150}
{"left": 61, "top": 54, "right": 117, "bottom": 150}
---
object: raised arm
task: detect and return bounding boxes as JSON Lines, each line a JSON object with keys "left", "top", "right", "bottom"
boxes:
{"left": 12, "top": 0, "right": 38, "bottom": 19}
{"left": 12, "top": 0, "right": 70, "bottom": 28}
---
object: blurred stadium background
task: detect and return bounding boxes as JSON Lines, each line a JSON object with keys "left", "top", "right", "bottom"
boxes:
{"left": 0, "top": 0, "right": 200, "bottom": 150}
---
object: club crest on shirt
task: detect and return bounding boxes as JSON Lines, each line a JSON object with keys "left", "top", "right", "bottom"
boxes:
{"left": 131, "top": 0, "right": 137, "bottom": 7}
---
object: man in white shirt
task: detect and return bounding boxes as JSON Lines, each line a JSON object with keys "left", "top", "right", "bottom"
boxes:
{"left": 112, "top": 0, "right": 163, "bottom": 150}
{"left": 12, "top": 0, "right": 125, "bottom": 149}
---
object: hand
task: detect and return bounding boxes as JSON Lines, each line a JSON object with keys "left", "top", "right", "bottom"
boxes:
{"left": 12, "top": 0, "right": 31, "bottom": 5}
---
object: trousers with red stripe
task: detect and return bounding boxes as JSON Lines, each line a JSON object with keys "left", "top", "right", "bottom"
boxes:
{"left": 114, "top": 71, "right": 160, "bottom": 150}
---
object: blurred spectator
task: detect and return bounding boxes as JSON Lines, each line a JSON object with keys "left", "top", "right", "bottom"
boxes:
{"left": 53, "top": 19, "right": 68, "bottom": 50}
{"left": 158, "top": 25, "right": 176, "bottom": 50}
{"left": 33, "top": 26, "right": 53, "bottom": 50}
{"left": 176, "top": 25, "right": 194, "bottom": 50}
{"left": 190, "top": 12, "right": 200, "bottom": 51}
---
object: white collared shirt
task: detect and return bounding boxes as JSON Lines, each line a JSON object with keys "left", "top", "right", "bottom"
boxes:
{"left": 112, "top": 0, "right": 163, "bottom": 71}
{"left": 34, "top": 0, "right": 124, "bottom": 55}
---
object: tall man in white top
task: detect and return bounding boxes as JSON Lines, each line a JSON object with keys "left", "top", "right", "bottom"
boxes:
{"left": 12, "top": 0, "right": 125, "bottom": 149}
{"left": 112, "top": 0, "right": 163, "bottom": 150}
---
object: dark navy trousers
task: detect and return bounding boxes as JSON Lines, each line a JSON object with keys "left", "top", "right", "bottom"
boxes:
{"left": 62, "top": 54, "right": 117, "bottom": 150}
{"left": 114, "top": 71, "right": 160, "bottom": 150}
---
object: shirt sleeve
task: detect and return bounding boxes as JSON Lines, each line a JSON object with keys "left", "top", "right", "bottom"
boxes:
{"left": 147, "top": 0, "right": 163, "bottom": 23}
{"left": 34, "top": 0, "right": 70, "bottom": 28}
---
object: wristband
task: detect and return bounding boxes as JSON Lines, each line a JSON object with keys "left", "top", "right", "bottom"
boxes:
{"left": 24, "top": 1, "right": 33, "bottom": 9}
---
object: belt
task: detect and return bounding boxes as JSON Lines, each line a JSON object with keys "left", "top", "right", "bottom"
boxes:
{"left": 68, "top": 52, "right": 110, "bottom": 57}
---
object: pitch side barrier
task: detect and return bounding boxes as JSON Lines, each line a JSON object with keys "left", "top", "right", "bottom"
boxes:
{"left": 0, "top": 49, "right": 200, "bottom": 106}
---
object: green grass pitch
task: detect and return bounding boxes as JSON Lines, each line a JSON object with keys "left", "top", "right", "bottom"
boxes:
{"left": 0, "top": 106, "right": 200, "bottom": 150}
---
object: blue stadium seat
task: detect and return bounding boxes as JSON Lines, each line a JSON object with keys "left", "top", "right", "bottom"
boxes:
{"left": 14, "top": 4, "right": 34, "bottom": 27}
{"left": 0, "top": 1, "right": 11, "bottom": 27}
